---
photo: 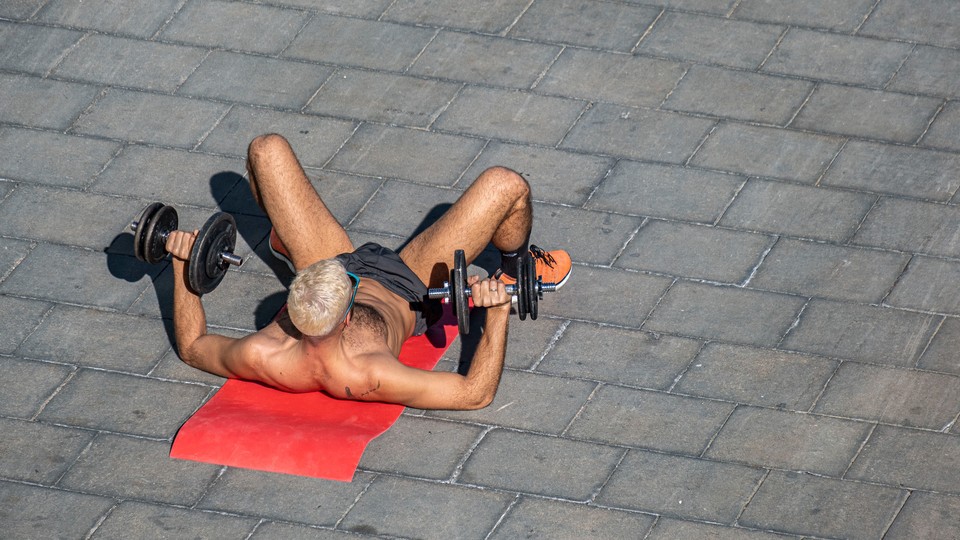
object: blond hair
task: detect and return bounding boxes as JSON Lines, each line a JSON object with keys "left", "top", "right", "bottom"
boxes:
{"left": 287, "top": 259, "right": 353, "bottom": 337}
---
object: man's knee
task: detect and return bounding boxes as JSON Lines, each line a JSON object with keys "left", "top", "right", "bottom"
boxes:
{"left": 477, "top": 166, "right": 531, "bottom": 200}
{"left": 247, "top": 133, "right": 292, "bottom": 163}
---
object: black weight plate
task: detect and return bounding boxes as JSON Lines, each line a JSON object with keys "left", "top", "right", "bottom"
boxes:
{"left": 452, "top": 249, "right": 470, "bottom": 335}
{"left": 142, "top": 205, "right": 177, "bottom": 264}
{"left": 526, "top": 254, "right": 538, "bottom": 321}
{"left": 188, "top": 212, "right": 236, "bottom": 294}
{"left": 132, "top": 202, "right": 162, "bottom": 262}
{"left": 517, "top": 252, "right": 529, "bottom": 320}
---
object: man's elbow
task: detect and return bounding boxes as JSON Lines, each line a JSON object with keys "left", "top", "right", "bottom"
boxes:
{"left": 460, "top": 388, "right": 496, "bottom": 410}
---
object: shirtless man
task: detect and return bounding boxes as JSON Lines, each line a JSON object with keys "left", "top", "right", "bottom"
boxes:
{"left": 166, "top": 133, "right": 571, "bottom": 410}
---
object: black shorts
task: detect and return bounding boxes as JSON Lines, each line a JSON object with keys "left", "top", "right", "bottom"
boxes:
{"left": 335, "top": 243, "right": 438, "bottom": 336}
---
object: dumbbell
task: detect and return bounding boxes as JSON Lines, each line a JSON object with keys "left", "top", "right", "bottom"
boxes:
{"left": 427, "top": 249, "right": 557, "bottom": 335}
{"left": 129, "top": 202, "right": 243, "bottom": 294}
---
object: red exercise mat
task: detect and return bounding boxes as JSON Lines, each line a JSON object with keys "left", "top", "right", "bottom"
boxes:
{"left": 170, "top": 308, "right": 459, "bottom": 481}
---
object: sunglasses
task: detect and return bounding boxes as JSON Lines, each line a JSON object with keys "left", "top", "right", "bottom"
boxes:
{"left": 339, "top": 271, "right": 360, "bottom": 324}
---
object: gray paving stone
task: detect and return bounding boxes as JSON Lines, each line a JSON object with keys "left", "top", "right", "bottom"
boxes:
{"left": 567, "top": 385, "right": 734, "bottom": 455}
{"left": 0, "top": 128, "right": 122, "bottom": 188}
{"left": 0, "top": 357, "right": 72, "bottom": 419}
{"left": 749, "top": 238, "right": 909, "bottom": 303}
{"left": 782, "top": 300, "right": 940, "bottom": 366}
{"left": 58, "top": 433, "right": 221, "bottom": 506}
{"left": 888, "top": 45, "right": 960, "bottom": 99}
{"left": 923, "top": 100, "right": 960, "bottom": 153}
{"left": 0, "top": 295, "right": 50, "bottom": 354}
{"left": 0, "top": 0, "right": 45, "bottom": 20}
{"left": 351, "top": 181, "right": 461, "bottom": 238}
{"left": 644, "top": 282, "right": 806, "bottom": 346}
{"left": 617, "top": 220, "right": 774, "bottom": 283}
{"left": 719, "top": 179, "right": 875, "bottom": 242}
{"left": 887, "top": 256, "right": 960, "bottom": 315}
{"left": 489, "top": 496, "right": 656, "bottom": 540}
{"left": 91, "top": 501, "right": 258, "bottom": 540}
{"left": 859, "top": 0, "right": 960, "bottom": 49}
{"left": 822, "top": 140, "right": 960, "bottom": 201}
{"left": 436, "top": 86, "right": 586, "bottom": 146}
{"left": 762, "top": 28, "right": 911, "bottom": 88}
{"left": 0, "top": 417, "right": 94, "bottom": 483}
{"left": 852, "top": 197, "right": 960, "bottom": 258}
{"left": 306, "top": 69, "right": 460, "bottom": 128}
{"left": 37, "top": 0, "right": 179, "bottom": 38}
{"left": 585, "top": 161, "right": 744, "bottom": 224}
{"left": 739, "top": 470, "right": 906, "bottom": 540}
{"left": 340, "top": 476, "right": 511, "bottom": 539}
{"left": 648, "top": 517, "right": 801, "bottom": 539}
{"left": 791, "top": 84, "right": 942, "bottom": 144}
{"left": 665, "top": 65, "right": 813, "bottom": 125}
{"left": 536, "top": 48, "right": 686, "bottom": 109}
{"left": 637, "top": 12, "right": 784, "bottom": 69}
{"left": 560, "top": 103, "right": 715, "bottom": 163}
{"left": 250, "top": 522, "right": 358, "bottom": 540}
{"left": 733, "top": 0, "right": 876, "bottom": 32}
{"left": 0, "top": 481, "right": 115, "bottom": 539}
{"left": 0, "top": 73, "right": 99, "bottom": 130}
{"left": 359, "top": 416, "right": 483, "bottom": 479}
{"left": 160, "top": 0, "right": 308, "bottom": 55}
{"left": 329, "top": 124, "right": 484, "bottom": 186}
{"left": 847, "top": 425, "right": 960, "bottom": 493}
{"left": 262, "top": 0, "right": 391, "bottom": 17}
{"left": 439, "top": 315, "right": 565, "bottom": 371}
{"left": 691, "top": 122, "right": 843, "bottom": 184}
{"left": 529, "top": 202, "right": 644, "bottom": 266}
{"left": 597, "top": 450, "right": 764, "bottom": 523}
{"left": 885, "top": 492, "right": 960, "bottom": 540}
{"left": 53, "top": 34, "right": 206, "bottom": 93}
{"left": 283, "top": 14, "right": 435, "bottom": 71}
{"left": 18, "top": 305, "right": 169, "bottom": 372}
{"left": 198, "top": 469, "right": 374, "bottom": 527}
{"left": 381, "top": 0, "right": 530, "bottom": 33}
{"left": 814, "top": 362, "right": 960, "bottom": 429}
{"left": 509, "top": 0, "right": 660, "bottom": 52}
{"left": 706, "top": 406, "right": 870, "bottom": 475}
{"left": 0, "top": 21, "right": 83, "bottom": 75}
{"left": 459, "top": 429, "right": 623, "bottom": 500}
{"left": 919, "top": 317, "right": 960, "bottom": 375}
{"left": 674, "top": 343, "right": 837, "bottom": 410}
{"left": 634, "top": 0, "right": 737, "bottom": 14}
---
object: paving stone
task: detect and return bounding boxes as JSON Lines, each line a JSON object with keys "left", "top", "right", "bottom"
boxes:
{"left": 739, "top": 470, "right": 906, "bottom": 540}
{"left": 489, "top": 496, "right": 656, "bottom": 539}
{"left": 762, "top": 28, "right": 911, "bottom": 88}
{"left": 459, "top": 429, "right": 623, "bottom": 500}
{"left": 719, "top": 179, "right": 875, "bottom": 242}
{"left": 847, "top": 425, "right": 960, "bottom": 493}
{"left": 635, "top": 0, "right": 737, "bottom": 14}
{"left": 0, "top": 21, "right": 83, "bottom": 75}
{"left": 859, "top": 0, "right": 960, "bottom": 49}
{"left": 509, "top": 0, "right": 660, "bottom": 52}
{"left": 148, "top": 341, "right": 229, "bottom": 386}
{"left": 791, "top": 84, "right": 942, "bottom": 144}
{"left": 782, "top": 300, "right": 940, "bottom": 366}
{"left": 0, "top": 0, "right": 45, "bottom": 20}
{"left": 329, "top": 124, "right": 484, "bottom": 186}
{"left": 665, "top": 65, "right": 813, "bottom": 125}
{"left": 597, "top": 449, "right": 764, "bottom": 522}
{"left": 637, "top": 12, "right": 784, "bottom": 69}
{"left": 436, "top": 86, "right": 586, "bottom": 146}
{"left": 567, "top": 385, "right": 734, "bottom": 454}
{"left": 887, "top": 256, "right": 960, "bottom": 315}
{"left": 0, "top": 295, "right": 50, "bottom": 354}
{"left": 0, "top": 128, "right": 122, "bottom": 188}
{"left": 351, "top": 181, "right": 461, "bottom": 238}
{"left": 0, "top": 481, "right": 115, "bottom": 539}
{"left": 822, "top": 140, "right": 960, "bottom": 201}
{"left": 923, "top": 100, "right": 960, "bottom": 153}
{"left": 283, "top": 14, "right": 435, "bottom": 71}
{"left": 409, "top": 31, "right": 560, "bottom": 89}
{"left": 18, "top": 305, "right": 169, "bottom": 372}
{"left": 0, "top": 357, "right": 72, "bottom": 418}
{"left": 585, "top": 160, "right": 744, "bottom": 224}
{"left": 463, "top": 141, "right": 615, "bottom": 206}
{"left": 560, "top": 103, "right": 715, "bottom": 163}
{"left": 36, "top": 0, "right": 179, "bottom": 38}
{"left": 749, "top": 238, "right": 909, "bottom": 303}
{"left": 359, "top": 416, "right": 483, "bottom": 479}
{"left": 53, "top": 34, "right": 207, "bottom": 93}
{"left": 537, "top": 265, "right": 671, "bottom": 328}
{"left": 889, "top": 45, "right": 960, "bottom": 99}
{"left": 919, "top": 316, "right": 960, "bottom": 375}
{"left": 539, "top": 322, "right": 701, "bottom": 389}
{"left": 706, "top": 406, "right": 870, "bottom": 475}
{"left": 160, "top": 0, "right": 308, "bottom": 55}
{"left": 885, "top": 491, "right": 960, "bottom": 539}
{"left": 340, "top": 476, "right": 512, "bottom": 539}
{"left": 250, "top": 522, "right": 358, "bottom": 540}
{"left": 72, "top": 89, "right": 231, "bottom": 149}
{"left": 691, "top": 122, "right": 843, "bottom": 184}
{"left": 198, "top": 469, "right": 375, "bottom": 526}
{"left": 92, "top": 501, "right": 258, "bottom": 540}
{"left": 814, "top": 362, "right": 960, "bottom": 429}
{"left": 306, "top": 68, "right": 460, "bottom": 128}
{"left": 648, "top": 517, "right": 800, "bottom": 539}
{"left": 644, "top": 282, "right": 806, "bottom": 346}
{"left": 733, "top": 0, "right": 876, "bottom": 32}
{"left": 674, "top": 343, "right": 837, "bottom": 410}
{"left": 852, "top": 197, "right": 960, "bottom": 258}
{"left": 617, "top": 220, "right": 774, "bottom": 283}
{"left": 0, "top": 417, "right": 94, "bottom": 483}
{"left": 530, "top": 202, "right": 644, "bottom": 266}
{"left": 0, "top": 73, "right": 99, "bottom": 130}
{"left": 536, "top": 48, "right": 686, "bottom": 109}
{"left": 439, "top": 314, "right": 565, "bottom": 371}
{"left": 58, "top": 433, "right": 222, "bottom": 505}
{"left": 381, "top": 0, "right": 530, "bottom": 33}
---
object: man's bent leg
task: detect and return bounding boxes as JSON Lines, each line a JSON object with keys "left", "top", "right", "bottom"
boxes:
{"left": 247, "top": 134, "right": 353, "bottom": 271}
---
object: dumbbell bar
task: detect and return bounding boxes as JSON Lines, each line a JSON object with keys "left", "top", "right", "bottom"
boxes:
{"left": 427, "top": 250, "right": 557, "bottom": 335}
{"left": 130, "top": 202, "right": 243, "bottom": 294}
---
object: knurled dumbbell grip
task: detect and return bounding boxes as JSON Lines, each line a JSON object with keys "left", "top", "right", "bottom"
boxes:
{"left": 427, "top": 282, "right": 557, "bottom": 300}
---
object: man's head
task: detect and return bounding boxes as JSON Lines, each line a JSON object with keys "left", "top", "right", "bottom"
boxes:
{"left": 287, "top": 259, "right": 355, "bottom": 337}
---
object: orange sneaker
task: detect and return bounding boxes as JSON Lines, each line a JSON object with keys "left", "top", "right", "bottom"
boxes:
{"left": 269, "top": 228, "right": 295, "bottom": 273}
{"left": 496, "top": 245, "right": 572, "bottom": 289}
